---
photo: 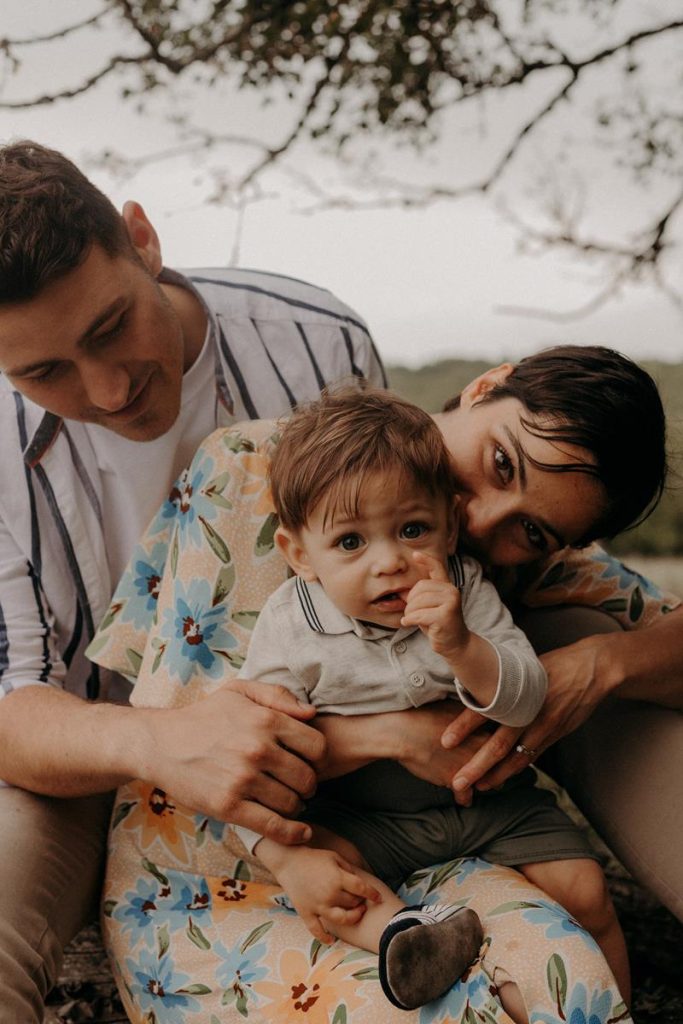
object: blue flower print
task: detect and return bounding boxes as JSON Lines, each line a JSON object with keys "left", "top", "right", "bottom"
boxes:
{"left": 126, "top": 948, "right": 202, "bottom": 1023}
{"left": 590, "top": 550, "right": 661, "bottom": 597}
{"left": 400, "top": 856, "right": 488, "bottom": 903}
{"left": 118, "top": 542, "right": 169, "bottom": 628}
{"left": 161, "top": 578, "right": 237, "bottom": 682}
{"left": 194, "top": 814, "right": 229, "bottom": 845}
{"left": 165, "top": 880, "right": 212, "bottom": 933}
{"left": 522, "top": 899, "right": 599, "bottom": 952}
{"left": 530, "top": 980, "right": 619, "bottom": 1024}
{"left": 113, "top": 878, "right": 167, "bottom": 948}
{"left": 160, "top": 453, "right": 221, "bottom": 547}
{"left": 214, "top": 938, "right": 268, "bottom": 1013}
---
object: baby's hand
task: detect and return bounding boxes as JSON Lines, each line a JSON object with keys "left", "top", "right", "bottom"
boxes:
{"left": 276, "top": 847, "right": 381, "bottom": 944}
{"left": 402, "top": 552, "right": 470, "bottom": 661}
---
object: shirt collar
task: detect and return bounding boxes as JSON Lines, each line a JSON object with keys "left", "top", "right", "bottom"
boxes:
{"left": 294, "top": 559, "right": 470, "bottom": 638}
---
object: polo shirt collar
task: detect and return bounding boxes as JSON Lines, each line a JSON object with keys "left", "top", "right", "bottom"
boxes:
{"left": 294, "top": 553, "right": 466, "bottom": 639}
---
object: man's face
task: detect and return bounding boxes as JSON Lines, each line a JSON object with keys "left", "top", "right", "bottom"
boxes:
{"left": 434, "top": 386, "right": 607, "bottom": 568}
{"left": 0, "top": 244, "right": 189, "bottom": 442}
{"left": 281, "top": 470, "right": 457, "bottom": 628}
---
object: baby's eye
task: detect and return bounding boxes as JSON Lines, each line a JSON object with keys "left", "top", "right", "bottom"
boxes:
{"left": 493, "top": 444, "right": 514, "bottom": 484}
{"left": 337, "top": 533, "right": 363, "bottom": 551}
{"left": 400, "top": 522, "right": 428, "bottom": 540}
{"left": 522, "top": 519, "right": 547, "bottom": 553}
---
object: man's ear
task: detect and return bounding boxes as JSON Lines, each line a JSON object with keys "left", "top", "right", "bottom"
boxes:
{"left": 121, "top": 201, "right": 162, "bottom": 276}
{"left": 275, "top": 527, "right": 318, "bottom": 581}
{"left": 460, "top": 363, "right": 514, "bottom": 410}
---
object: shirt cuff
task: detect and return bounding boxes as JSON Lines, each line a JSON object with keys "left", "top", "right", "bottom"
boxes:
{"left": 454, "top": 637, "right": 544, "bottom": 727}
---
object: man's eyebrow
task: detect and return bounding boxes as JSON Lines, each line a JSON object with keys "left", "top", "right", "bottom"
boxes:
{"left": 503, "top": 425, "right": 567, "bottom": 548}
{"left": 5, "top": 299, "right": 126, "bottom": 377}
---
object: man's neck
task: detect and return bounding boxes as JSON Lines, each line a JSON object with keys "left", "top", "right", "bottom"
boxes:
{"left": 160, "top": 278, "right": 208, "bottom": 372}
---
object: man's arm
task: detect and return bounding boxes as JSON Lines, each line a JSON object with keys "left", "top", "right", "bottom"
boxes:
{"left": 0, "top": 680, "right": 324, "bottom": 844}
{"left": 441, "top": 605, "right": 683, "bottom": 798}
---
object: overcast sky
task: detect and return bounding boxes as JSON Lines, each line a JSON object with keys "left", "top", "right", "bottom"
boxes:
{"left": 1, "top": 1, "right": 682, "bottom": 367}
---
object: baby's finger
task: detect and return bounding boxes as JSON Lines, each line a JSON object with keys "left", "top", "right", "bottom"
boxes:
{"left": 339, "top": 868, "right": 381, "bottom": 903}
{"left": 325, "top": 904, "right": 367, "bottom": 928}
{"left": 412, "top": 550, "right": 449, "bottom": 583}
{"left": 306, "top": 913, "right": 335, "bottom": 945}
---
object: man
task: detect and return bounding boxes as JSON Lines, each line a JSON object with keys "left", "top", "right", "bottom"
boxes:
{"left": 0, "top": 139, "right": 386, "bottom": 1020}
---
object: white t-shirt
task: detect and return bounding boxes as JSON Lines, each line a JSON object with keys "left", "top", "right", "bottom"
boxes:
{"left": 87, "top": 328, "right": 217, "bottom": 586}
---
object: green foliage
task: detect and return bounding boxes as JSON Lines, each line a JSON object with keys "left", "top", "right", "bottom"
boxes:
{"left": 388, "top": 357, "right": 683, "bottom": 556}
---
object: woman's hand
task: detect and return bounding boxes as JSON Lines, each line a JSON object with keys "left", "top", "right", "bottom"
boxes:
{"left": 441, "top": 635, "right": 617, "bottom": 799}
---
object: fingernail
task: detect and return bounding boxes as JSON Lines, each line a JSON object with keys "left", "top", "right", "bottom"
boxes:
{"left": 441, "top": 734, "right": 455, "bottom": 749}
{"left": 452, "top": 776, "right": 469, "bottom": 792}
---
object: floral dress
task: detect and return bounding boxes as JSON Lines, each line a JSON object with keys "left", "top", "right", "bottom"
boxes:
{"left": 90, "top": 422, "right": 649, "bottom": 1024}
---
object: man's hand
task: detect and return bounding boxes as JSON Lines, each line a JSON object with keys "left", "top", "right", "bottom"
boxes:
{"left": 441, "top": 635, "right": 615, "bottom": 800}
{"left": 138, "top": 679, "right": 325, "bottom": 845}
{"left": 258, "top": 842, "right": 381, "bottom": 944}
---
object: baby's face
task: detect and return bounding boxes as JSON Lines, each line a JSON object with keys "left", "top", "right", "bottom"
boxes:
{"left": 294, "top": 470, "right": 456, "bottom": 628}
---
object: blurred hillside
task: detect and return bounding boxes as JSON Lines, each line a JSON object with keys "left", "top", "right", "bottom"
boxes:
{"left": 387, "top": 358, "right": 683, "bottom": 557}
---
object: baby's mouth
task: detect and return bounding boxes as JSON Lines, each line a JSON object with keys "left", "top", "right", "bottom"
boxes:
{"left": 372, "top": 590, "right": 409, "bottom": 610}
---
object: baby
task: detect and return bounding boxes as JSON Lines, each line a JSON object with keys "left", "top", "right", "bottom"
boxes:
{"left": 237, "top": 385, "right": 625, "bottom": 1010}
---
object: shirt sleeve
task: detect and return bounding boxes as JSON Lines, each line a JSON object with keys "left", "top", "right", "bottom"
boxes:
{"left": 456, "top": 556, "right": 547, "bottom": 727}
{"left": 0, "top": 516, "right": 66, "bottom": 702}
{"left": 509, "top": 543, "right": 681, "bottom": 629}
{"left": 235, "top": 595, "right": 311, "bottom": 854}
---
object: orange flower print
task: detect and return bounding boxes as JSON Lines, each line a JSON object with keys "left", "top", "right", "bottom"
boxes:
{"left": 239, "top": 449, "right": 276, "bottom": 516}
{"left": 208, "top": 875, "right": 278, "bottom": 921}
{"left": 120, "top": 782, "right": 198, "bottom": 867}
{"left": 257, "top": 945, "right": 370, "bottom": 1023}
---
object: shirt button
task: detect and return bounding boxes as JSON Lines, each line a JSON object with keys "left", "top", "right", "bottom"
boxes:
{"left": 409, "top": 672, "right": 425, "bottom": 687}
{"left": 395, "top": 640, "right": 407, "bottom": 654}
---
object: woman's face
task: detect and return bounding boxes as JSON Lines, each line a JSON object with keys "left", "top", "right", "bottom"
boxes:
{"left": 434, "top": 370, "right": 607, "bottom": 568}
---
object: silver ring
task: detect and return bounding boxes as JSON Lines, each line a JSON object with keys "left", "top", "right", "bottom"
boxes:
{"left": 515, "top": 743, "right": 537, "bottom": 759}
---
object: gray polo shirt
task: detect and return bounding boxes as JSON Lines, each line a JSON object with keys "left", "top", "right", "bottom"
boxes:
{"left": 239, "top": 554, "right": 546, "bottom": 725}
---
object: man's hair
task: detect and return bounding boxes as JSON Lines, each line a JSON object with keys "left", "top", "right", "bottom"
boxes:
{"left": 270, "top": 384, "right": 457, "bottom": 531}
{"left": 0, "top": 140, "right": 133, "bottom": 302}
{"left": 443, "top": 345, "right": 667, "bottom": 542}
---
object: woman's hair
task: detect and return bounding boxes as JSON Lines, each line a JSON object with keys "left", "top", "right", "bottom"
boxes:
{"left": 443, "top": 345, "right": 667, "bottom": 542}
{"left": 0, "top": 140, "right": 133, "bottom": 302}
{"left": 270, "top": 384, "right": 457, "bottom": 531}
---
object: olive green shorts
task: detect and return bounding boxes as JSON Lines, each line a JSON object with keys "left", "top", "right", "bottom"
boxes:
{"left": 303, "top": 768, "right": 597, "bottom": 891}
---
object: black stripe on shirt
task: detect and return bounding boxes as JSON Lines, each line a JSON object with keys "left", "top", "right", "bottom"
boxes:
{"left": 250, "top": 319, "right": 297, "bottom": 409}
{"left": 216, "top": 315, "right": 259, "bottom": 418}
{"left": 15, "top": 394, "right": 52, "bottom": 683}
{"left": 63, "top": 599, "right": 83, "bottom": 670}
{"left": 295, "top": 322, "right": 326, "bottom": 391}
{"left": 448, "top": 554, "right": 465, "bottom": 589}
{"left": 340, "top": 326, "right": 363, "bottom": 378}
{"left": 0, "top": 601, "right": 10, "bottom": 696}
{"left": 33, "top": 463, "right": 100, "bottom": 700}
{"left": 190, "top": 276, "right": 372, "bottom": 337}
{"left": 296, "top": 577, "right": 324, "bottom": 633}
{"left": 63, "top": 425, "right": 103, "bottom": 526}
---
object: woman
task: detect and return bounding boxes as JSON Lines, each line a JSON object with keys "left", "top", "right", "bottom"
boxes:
{"left": 91, "top": 345, "right": 674, "bottom": 1023}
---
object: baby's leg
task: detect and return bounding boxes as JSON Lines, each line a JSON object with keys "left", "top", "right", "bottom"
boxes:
{"left": 309, "top": 825, "right": 483, "bottom": 1009}
{"left": 519, "top": 858, "right": 630, "bottom": 1003}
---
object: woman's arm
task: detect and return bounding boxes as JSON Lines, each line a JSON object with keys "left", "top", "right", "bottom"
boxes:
{"left": 441, "top": 605, "right": 683, "bottom": 798}
{"left": 315, "top": 701, "right": 491, "bottom": 792}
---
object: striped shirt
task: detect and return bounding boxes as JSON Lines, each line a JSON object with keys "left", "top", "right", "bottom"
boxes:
{"left": 0, "top": 266, "right": 385, "bottom": 706}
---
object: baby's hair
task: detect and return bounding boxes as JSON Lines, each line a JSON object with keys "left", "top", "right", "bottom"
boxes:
{"left": 270, "top": 383, "right": 457, "bottom": 531}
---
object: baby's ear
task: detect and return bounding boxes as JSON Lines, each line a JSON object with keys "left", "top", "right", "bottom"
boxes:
{"left": 275, "top": 527, "right": 317, "bottom": 581}
{"left": 447, "top": 497, "right": 460, "bottom": 554}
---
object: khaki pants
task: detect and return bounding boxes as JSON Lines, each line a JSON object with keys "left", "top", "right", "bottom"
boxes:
{"left": 0, "top": 788, "right": 113, "bottom": 1023}
{"left": 519, "top": 605, "right": 683, "bottom": 921}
